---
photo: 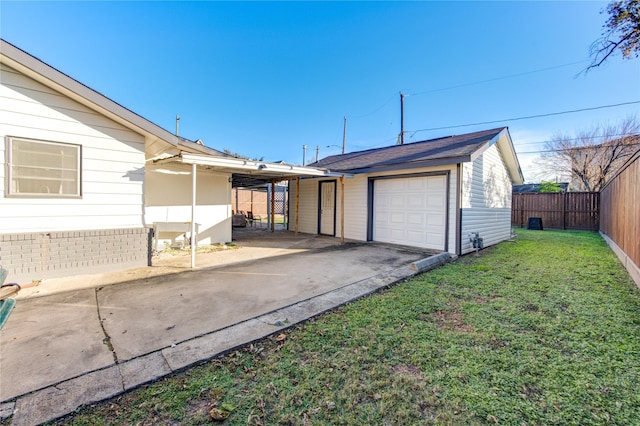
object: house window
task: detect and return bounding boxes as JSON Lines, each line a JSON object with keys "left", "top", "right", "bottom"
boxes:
{"left": 6, "top": 137, "right": 81, "bottom": 197}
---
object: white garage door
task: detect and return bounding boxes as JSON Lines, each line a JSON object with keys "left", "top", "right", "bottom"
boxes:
{"left": 373, "top": 175, "right": 447, "bottom": 250}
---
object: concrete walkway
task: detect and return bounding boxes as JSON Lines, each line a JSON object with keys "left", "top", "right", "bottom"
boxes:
{"left": 0, "top": 230, "right": 451, "bottom": 425}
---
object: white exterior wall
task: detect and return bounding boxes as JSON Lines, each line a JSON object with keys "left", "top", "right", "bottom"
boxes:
{"left": 340, "top": 174, "right": 369, "bottom": 241}
{"left": 292, "top": 166, "right": 458, "bottom": 254}
{"left": 0, "top": 63, "right": 146, "bottom": 233}
{"left": 460, "top": 143, "right": 513, "bottom": 254}
{"left": 290, "top": 178, "right": 319, "bottom": 234}
{"left": 145, "top": 163, "right": 232, "bottom": 245}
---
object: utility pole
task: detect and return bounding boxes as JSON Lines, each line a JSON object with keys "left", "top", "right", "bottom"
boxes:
{"left": 399, "top": 92, "right": 404, "bottom": 145}
{"left": 342, "top": 116, "right": 347, "bottom": 154}
{"left": 302, "top": 145, "right": 307, "bottom": 165}
{"left": 176, "top": 115, "right": 180, "bottom": 136}
{"left": 315, "top": 145, "right": 319, "bottom": 163}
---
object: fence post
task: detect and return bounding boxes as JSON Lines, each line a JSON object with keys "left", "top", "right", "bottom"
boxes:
{"left": 519, "top": 193, "right": 524, "bottom": 228}
{"left": 562, "top": 192, "right": 566, "bottom": 230}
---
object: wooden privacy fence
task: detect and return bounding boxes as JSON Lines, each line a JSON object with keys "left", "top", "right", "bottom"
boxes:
{"left": 600, "top": 151, "right": 640, "bottom": 280}
{"left": 511, "top": 192, "right": 600, "bottom": 231}
{"left": 232, "top": 188, "right": 267, "bottom": 216}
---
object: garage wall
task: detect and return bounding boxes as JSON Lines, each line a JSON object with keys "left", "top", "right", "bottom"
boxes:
{"left": 460, "top": 143, "right": 513, "bottom": 254}
{"left": 291, "top": 175, "right": 369, "bottom": 240}
{"left": 290, "top": 178, "right": 318, "bottom": 234}
{"left": 292, "top": 165, "right": 458, "bottom": 254}
{"left": 338, "top": 174, "right": 368, "bottom": 241}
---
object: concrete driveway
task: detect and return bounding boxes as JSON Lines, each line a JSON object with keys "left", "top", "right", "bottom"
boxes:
{"left": 0, "top": 230, "right": 449, "bottom": 425}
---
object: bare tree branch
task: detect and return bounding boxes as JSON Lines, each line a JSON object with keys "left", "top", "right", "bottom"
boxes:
{"left": 534, "top": 116, "right": 640, "bottom": 191}
{"left": 585, "top": 0, "right": 640, "bottom": 72}
{"left": 587, "top": 31, "right": 635, "bottom": 70}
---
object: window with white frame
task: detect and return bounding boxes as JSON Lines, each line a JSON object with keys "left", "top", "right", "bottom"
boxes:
{"left": 6, "top": 137, "right": 81, "bottom": 197}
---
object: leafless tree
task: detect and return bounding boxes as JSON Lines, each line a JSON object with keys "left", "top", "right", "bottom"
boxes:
{"left": 587, "top": 0, "right": 640, "bottom": 71}
{"left": 534, "top": 116, "right": 640, "bottom": 192}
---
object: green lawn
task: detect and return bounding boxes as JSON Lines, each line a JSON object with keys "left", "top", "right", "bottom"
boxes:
{"left": 53, "top": 230, "right": 639, "bottom": 425}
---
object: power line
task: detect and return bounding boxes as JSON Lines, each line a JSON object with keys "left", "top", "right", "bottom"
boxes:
{"left": 514, "top": 133, "right": 637, "bottom": 147}
{"left": 408, "top": 60, "right": 588, "bottom": 96}
{"left": 408, "top": 101, "right": 640, "bottom": 136}
{"left": 346, "top": 60, "right": 590, "bottom": 121}
{"left": 516, "top": 142, "right": 640, "bottom": 155}
{"left": 348, "top": 93, "right": 397, "bottom": 119}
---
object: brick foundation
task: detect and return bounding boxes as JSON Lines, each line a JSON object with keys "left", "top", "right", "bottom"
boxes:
{"left": 0, "top": 228, "right": 152, "bottom": 285}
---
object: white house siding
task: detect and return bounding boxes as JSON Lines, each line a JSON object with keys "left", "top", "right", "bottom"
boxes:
{"left": 292, "top": 166, "right": 458, "bottom": 254}
{"left": 290, "top": 178, "right": 319, "bottom": 234}
{"left": 0, "top": 63, "right": 146, "bottom": 232}
{"left": 460, "top": 143, "right": 513, "bottom": 254}
{"left": 145, "top": 163, "right": 232, "bottom": 246}
{"left": 340, "top": 174, "right": 369, "bottom": 241}
{"left": 0, "top": 63, "right": 150, "bottom": 283}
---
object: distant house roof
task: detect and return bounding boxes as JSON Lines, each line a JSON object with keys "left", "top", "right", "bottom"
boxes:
{"left": 310, "top": 127, "right": 524, "bottom": 184}
{"left": 176, "top": 136, "right": 226, "bottom": 156}
{"left": 512, "top": 183, "right": 569, "bottom": 193}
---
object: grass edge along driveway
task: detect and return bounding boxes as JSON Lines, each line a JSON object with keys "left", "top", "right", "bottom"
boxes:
{"left": 50, "top": 229, "right": 640, "bottom": 425}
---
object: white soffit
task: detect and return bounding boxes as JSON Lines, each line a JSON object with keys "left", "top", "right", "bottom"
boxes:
{"left": 155, "top": 152, "right": 339, "bottom": 179}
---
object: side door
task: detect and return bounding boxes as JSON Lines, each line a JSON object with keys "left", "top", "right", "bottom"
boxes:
{"left": 318, "top": 180, "right": 336, "bottom": 236}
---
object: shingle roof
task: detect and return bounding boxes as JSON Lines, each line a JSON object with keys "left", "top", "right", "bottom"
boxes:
{"left": 310, "top": 127, "right": 507, "bottom": 173}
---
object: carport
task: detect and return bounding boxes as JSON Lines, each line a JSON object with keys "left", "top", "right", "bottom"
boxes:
{"left": 154, "top": 152, "right": 347, "bottom": 267}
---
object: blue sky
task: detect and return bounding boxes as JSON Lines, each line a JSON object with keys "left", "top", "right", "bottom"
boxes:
{"left": 2, "top": 1, "right": 639, "bottom": 181}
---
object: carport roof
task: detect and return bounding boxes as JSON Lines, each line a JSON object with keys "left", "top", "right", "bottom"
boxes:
{"left": 155, "top": 152, "right": 338, "bottom": 187}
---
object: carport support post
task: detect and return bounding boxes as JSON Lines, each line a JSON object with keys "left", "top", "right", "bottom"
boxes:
{"left": 340, "top": 175, "right": 345, "bottom": 244}
{"left": 191, "top": 162, "right": 197, "bottom": 269}
{"left": 283, "top": 186, "right": 287, "bottom": 228}
{"left": 271, "top": 180, "right": 276, "bottom": 232}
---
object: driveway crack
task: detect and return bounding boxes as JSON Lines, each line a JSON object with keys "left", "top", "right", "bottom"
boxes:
{"left": 95, "top": 287, "right": 119, "bottom": 364}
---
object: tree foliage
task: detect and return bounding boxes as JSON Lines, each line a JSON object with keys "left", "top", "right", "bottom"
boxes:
{"left": 588, "top": 0, "right": 640, "bottom": 70}
{"left": 538, "top": 181, "right": 564, "bottom": 193}
{"left": 534, "top": 116, "right": 640, "bottom": 192}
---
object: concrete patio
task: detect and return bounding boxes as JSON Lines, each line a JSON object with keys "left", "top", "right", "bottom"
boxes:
{"left": 0, "top": 229, "right": 451, "bottom": 425}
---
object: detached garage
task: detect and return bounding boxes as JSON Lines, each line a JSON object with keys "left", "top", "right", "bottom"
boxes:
{"left": 290, "top": 127, "right": 524, "bottom": 255}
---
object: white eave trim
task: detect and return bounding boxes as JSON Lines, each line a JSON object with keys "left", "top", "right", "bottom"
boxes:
{"left": 155, "top": 152, "right": 340, "bottom": 178}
